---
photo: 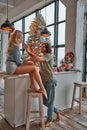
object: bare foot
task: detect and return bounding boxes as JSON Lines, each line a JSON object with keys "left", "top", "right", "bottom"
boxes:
{"left": 45, "top": 121, "right": 53, "bottom": 127}
{"left": 42, "top": 91, "right": 48, "bottom": 99}
{"left": 37, "top": 89, "right": 48, "bottom": 99}
{"left": 30, "top": 86, "right": 39, "bottom": 92}
{"left": 56, "top": 110, "right": 61, "bottom": 120}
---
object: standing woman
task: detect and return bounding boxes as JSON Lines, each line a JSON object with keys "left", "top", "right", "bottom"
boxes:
{"left": 6, "top": 30, "right": 47, "bottom": 99}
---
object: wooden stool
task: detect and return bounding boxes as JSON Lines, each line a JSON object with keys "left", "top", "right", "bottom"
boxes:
{"left": 71, "top": 81, "right": 87, "bottom": 114}
{"left": 26, "top": 89, "right": 45, "bottom": 130}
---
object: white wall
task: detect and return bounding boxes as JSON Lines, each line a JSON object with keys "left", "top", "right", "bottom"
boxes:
{"left": 1, "top": 31, "right": 9, "bottom": 71}
{"left": 75, "top": 0, "right": 87, "bottom": 74}
{"left": 61, "top": 0, "right": 77, "bottom": 53}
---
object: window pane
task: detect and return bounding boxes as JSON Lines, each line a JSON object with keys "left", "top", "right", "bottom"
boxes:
{"left": 25, "top": 13, "right": 35, "bottom": 32}
{"left": 58, "top": 22, "right": 66, "bottom": 45}
{"left": 47, "top": 26, "right": 54, "bottom": 46}
{"left": 57, "top": 47, "right": 65, "bottom": 66}
{"left": 52, "top": 48, "right": 54, "bottom": 56}
{"left": 40, "top": 8, "right": 45, "bottom": 21}
{"left": 24, "top": 33, "right": 29, "bottom": 43}
{"left": 14, "top": 19, "right": 22, "bottom": 31}
{"left": 41, "top": 3, "right": 54, "bottom": 26}
{"left": 46, "top": 3, "right": 54, "bottom": 25}
{"left": 59, "top": 0, "right": 66, "bottom": 22}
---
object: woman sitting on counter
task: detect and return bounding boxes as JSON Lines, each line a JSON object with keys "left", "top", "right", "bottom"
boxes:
{"left": 5, "top": 30, "right": 47, "bottom": 99}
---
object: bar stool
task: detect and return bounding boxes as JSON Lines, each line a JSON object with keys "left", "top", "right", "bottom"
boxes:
{"left": 71, "top": 81, "right": 87, "bottom": 114}
{"left": 26, "top": 89, "right": 45, "bottom": 130}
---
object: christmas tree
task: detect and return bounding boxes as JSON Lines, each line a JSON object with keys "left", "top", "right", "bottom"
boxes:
{"left": 26, "top": 13, "right": 46, "bottom": 55}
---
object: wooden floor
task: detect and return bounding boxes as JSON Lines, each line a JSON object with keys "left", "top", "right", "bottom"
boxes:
{"left": 0, "top": 95, "right": 87, "bottom": 130}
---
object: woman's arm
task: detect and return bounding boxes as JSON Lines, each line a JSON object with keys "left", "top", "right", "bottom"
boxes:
{"left": 13, "top": 46, "right": 23, "bottom": 66}
{"left": 23, "top": 44, "right": 35, "bottom": 57}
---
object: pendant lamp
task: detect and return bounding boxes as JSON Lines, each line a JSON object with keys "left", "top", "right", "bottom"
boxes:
{"left": 41, "top": 27, "right": 51, "bottom": 37}
{"left": 1, "top": 0, "right": 14, "bottom": 31}
{"left": 41, "top": 0, "right": 51, "bottom": 37}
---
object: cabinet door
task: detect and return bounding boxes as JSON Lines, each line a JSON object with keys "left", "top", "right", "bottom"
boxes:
{"left": 4, "top": 79, "right": 15, "bottom": 125}
{"left": 15, "top": 77, "right": 29, "bottom": 125}
{"left": 4, "top": 75, "right": 30, "bottom": 127}
{"left": 53, "top": 72, "right": 80, "bottom": 109}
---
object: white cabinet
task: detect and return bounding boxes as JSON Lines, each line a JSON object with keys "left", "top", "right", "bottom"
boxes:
{"left": 54, "top": 71, "right": 81, "bottom": 109}
{"left": 4, "top": 74, "right": 30, "bottom": 127}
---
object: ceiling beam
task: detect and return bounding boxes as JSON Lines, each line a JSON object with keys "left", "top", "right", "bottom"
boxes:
{"left": 0, "top": 0, "right": 14, "bottom": 8}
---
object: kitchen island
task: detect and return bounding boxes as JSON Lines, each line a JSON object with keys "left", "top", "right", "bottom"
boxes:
{"left": 3, "top": 71, "right": 81, "bottom": 127}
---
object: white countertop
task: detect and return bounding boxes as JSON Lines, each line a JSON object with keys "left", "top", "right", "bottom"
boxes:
{"left": 54, "top": 70, "right": 80, "bottom": 75}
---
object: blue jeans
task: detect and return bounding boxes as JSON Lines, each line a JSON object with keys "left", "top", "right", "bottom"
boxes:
{"left": 43, "top": 80, "right": 58, "bottom": 121}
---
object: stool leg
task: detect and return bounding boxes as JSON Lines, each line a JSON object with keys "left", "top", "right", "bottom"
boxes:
{"left": 39, "top": 94, "right": 45, "bottom": 130}
{"left": 79, "top": 87, "right": 82, "bottom": 114}
{"left": 71, "top": 84, "right": 76, "bottom": 109}
{"left": 26, "top": 95, "right": 32, "bottom": 130}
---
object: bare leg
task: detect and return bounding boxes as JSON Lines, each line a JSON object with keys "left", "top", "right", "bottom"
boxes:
{"left": 23, "top": 61, "right": 38, "bottom": 91}
{"left": 29, "top": 73, "right": 39, "bottom": 91}
{"left": 14, "top": 65, "right": 48, "bottom": 99}
{"left": 23, "top": 61, "right": 34, "bottom": 65}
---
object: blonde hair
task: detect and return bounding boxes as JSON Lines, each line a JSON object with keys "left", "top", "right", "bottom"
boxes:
{"left": 7, "top": 30, "right": 23, "bottom": 55}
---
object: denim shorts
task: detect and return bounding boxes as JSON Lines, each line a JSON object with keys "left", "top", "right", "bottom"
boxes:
{"left": 6, "top": 61, "right": 17, "bottom": 74}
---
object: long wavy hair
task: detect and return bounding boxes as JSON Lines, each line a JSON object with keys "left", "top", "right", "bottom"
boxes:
{"left": 6, "top": 30, "right": 23, "bottom": 55}
{"left": 42, "top": 42, "right": 52, "bottom": 53}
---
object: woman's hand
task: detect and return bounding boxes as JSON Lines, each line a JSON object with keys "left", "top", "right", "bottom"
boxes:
{"left": 23, "top": 43, "right": 30, "bottom": 52}
{"left": 23, "top": 44, "right": 35, "bottom": 57}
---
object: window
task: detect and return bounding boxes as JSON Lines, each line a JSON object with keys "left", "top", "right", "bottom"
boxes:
{"left": 40, "top": 0, "right": 66, "bottom": 66}
{"left": 25, "top": 13, "right": 35, "bottom": 33}
{"left": 13, "top": 0, "right": 66, "bottom": 66}
{"left": 58, "top": 22, "right": 66, "bottom": 45}
{"left": 57, "top": 1, "right": 66, "bottom": 66}
{"left": 57, "top": 47, "right": 65, "bottom": 66}
{"left": 14, "top": 19, "right": 22, "bottom": 31}
{"left": 41, "top": 3, "right": 54, "bottom": 26}
{"left": 59, "top": 0, "right": 66, "bottom": 22}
